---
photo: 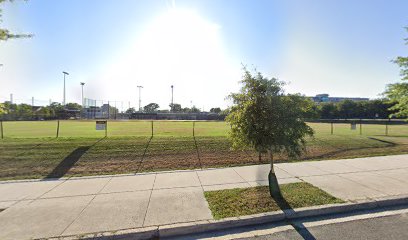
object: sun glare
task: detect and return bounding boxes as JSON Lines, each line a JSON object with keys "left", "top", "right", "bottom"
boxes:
{"left": 99, "top": 8, "right": 237, "bottom": 108}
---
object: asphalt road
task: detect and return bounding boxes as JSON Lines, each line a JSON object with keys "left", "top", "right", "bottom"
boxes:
{"left": 238, "top": 213, "right": 408, "bottom": 240}
{"left": 165, "top": 205, "right": 408, "bottom": 240}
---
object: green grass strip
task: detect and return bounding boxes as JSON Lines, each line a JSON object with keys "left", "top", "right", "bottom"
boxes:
{"left": 204, "top": 182, "right": 344, "bottom": 219}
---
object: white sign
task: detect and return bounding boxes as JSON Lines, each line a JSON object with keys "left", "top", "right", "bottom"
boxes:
{"left": 96, "top": 121, "right": 107, "bottom": 130}
{"left": 351, "top": 122, "right": 357, "bottom": 130}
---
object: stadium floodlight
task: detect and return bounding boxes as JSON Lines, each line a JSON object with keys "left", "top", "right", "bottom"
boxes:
{"left": 137, "top": 86, "right": 143, "bottom": 112}
{"left": 80, "top": 82, "right": 85, "bottom": 106}
{"left": 62, "top": 71, "right": 69, "bottom": 105}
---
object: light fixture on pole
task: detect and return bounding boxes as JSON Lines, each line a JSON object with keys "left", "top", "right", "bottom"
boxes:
{"left": 62, "top": 71, "right": 69, "bottom": 105}
{"left": 80, "top": 82, "right": 85, "bottom": 106}
{"left": 137, "top": 86, "right": 143, "bottom": 112}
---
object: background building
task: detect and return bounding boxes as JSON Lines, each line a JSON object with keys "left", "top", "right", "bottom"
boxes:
{"left": 310, "top": 94, "right": 369, "bottom": 103}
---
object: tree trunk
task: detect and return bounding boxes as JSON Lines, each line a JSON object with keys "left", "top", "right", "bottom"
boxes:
{"left": 258, "top": 151, "right": 262, "bottom": 163}
{"left": 268, "top": 149, "right": 282, "bottom": 199}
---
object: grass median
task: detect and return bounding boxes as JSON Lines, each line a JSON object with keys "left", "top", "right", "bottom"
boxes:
{"left": 204, "top": 182, "right": 344, "bottom": 219}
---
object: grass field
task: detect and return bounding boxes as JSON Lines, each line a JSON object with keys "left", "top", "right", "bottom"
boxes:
{"left": 2, "top": 120, "right": 408, "bottom": 138}
{"left": 0, "top": 120, "right": 407, "bottom": 180}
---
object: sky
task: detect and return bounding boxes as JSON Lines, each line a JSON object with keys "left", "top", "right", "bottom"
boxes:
{"left": 0, "top": 0, "right": 407, "bottom": 111}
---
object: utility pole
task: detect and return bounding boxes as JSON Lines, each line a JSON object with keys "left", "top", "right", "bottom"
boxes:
{"left": 80, "top": 82, "right": 85, "bottom": 106}
{"left": 10, "top": 93, "right": 13, "bottom": 104}
{"left": 137, "top": 86, "right": 143, "bottom": 112}
{"left": 62, "top": 71, "right": 69, "bottom": 105}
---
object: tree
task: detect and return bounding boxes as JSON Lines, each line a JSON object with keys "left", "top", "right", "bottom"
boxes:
{"left": 190, "top": 106, "right": 200, "bottom": 113}
{"left": 169, "top": 103, "right": 182, "bottom": 112}
{"left": 319, "top": 102, "right": 338, "bottom": 119}
{"left": 47, "top": 102, "right": 65, "bottom": 119}
{"left": 35, "top": 107, "right": 51, "bottom": 119}
{"left": 181, "top": 107, "right": 191, "bottom": 113}
{"left": 143, "top": 103, "right": 159, "bottom": 112}
{"left": 337, "top": 100, "right": 358, "bottom": 119}
{"left": 210, "top": 107, "right": 222, "bottom": 114}
{"left": 125, "top": 107, "right": 136, "bottom": 114}
{"left": 65, "top": 103, "right": 82, "bottom": 110}
{"left": 226, "top": 68, "right": 314, "bottom": 199}
{"left": 385, "top": 27, "right": 408, "bottom": 118}
{"left": 0, "top": 0, "right": 32, "bottom": 41}
{"left": 0, "top": 103, "right": 6, "bottom": 117}
{"left": 16, "top": 103, "right": 31, "bottom": 120}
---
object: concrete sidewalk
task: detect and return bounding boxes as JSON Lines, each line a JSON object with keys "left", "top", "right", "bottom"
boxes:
{"left": 1, "top": 154, "right": 408, "bottom": 239}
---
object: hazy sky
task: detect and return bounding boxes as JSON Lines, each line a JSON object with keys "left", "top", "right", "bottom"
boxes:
{"left": 0, "top": 0, "right": 407, "bottom": 110}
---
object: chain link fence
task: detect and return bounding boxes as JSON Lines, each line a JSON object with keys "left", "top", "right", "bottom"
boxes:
{"left": 0, "top": 120, "right": 407, "bottom": 139}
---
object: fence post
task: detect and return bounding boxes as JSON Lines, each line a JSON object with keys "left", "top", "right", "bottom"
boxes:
{"left": 331, "top": 122, "right": 333, "bottom": 135}
{"left": 151, "top": 121, "right": 154, "bottom": 137}
{"left": 193, "top": 121, "right": 195, "bottom": 137}
{"left": 105, "top": 120, "right": 108, "bottom": 137}
{"left": 359, "top": 119, "right": 362, "bottom": 135}
{"left": 385, "top": 118, "right": 389, "bottom": 136}
{"left": 56, "top": 120, "right": 60, "bottom": 138}
{"left": 0, "top": 120, "right": 3, "bottom": 139}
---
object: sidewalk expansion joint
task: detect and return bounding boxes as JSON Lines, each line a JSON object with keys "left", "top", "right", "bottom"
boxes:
{"left": 59, "top": 177, "right": 113, "bottom": 236}
{"left": 335, "top": 173, "right": 388, "bottom": 196}
{"left": 33, "top": 178, "right": 69, "bottom": 201}
{"left": 232, "top": 168, "right": 251, "bottom": 186}
{"left": 142, "top": 174, "right": 157, "bottom": 227}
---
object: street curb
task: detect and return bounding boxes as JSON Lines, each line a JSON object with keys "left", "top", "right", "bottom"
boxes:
{"left": 47, "top": 226, "right": 159, "bottom": 240}
{"left": 52, "top": 194, "right": 408, "bottom": 240}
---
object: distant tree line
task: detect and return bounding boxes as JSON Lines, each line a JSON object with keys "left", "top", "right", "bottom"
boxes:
{"left": 125, "top": 103, "right": 225, "bottom": 115}
{"left": 313, "top": 99, "right": 397, "bottom": 119}
{"left": 0, "top": 102, "right": 82, "bottom": 120}
{"left": 0, "top": 98, "right": 400, "bottom": 121}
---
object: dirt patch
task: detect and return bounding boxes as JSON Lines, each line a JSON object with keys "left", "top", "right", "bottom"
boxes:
{"left": 1, "top": 135, "right": 407, "bottom": 180}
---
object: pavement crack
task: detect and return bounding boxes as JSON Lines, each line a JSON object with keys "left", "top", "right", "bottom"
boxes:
{"left": 195, "top": 170, "right": 205, "bottom": 192}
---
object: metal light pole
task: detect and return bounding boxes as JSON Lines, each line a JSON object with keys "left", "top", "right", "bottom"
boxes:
{"left": 137, "top": 86, "right": 143, "bottom": 112}
{"left": 80, "top": 82, "right": 85, "bottom": 106}
{"left": 171, "top": 85, "right": 174, "bottom": 105}
{"left": 62, "top": 71, "right": 69, "bottom": 105}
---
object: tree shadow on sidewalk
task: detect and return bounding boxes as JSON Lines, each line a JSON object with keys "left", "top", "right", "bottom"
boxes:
{"left": 43, "top": 137, "right": 105, "bottom": 179}
{"left": 272, "top": 195, "right": 316, "bottom": 240}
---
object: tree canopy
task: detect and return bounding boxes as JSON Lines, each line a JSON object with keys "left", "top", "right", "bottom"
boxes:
{"left": 169, "top": 103, "right": 182, "bottom": 112}
{"left": 226, "top": 68, "right": 314, "bottom": 158}
{"left": 385, "top": 27, "right": 408, "bottom": 118}
{"left": 210, "top": 107, "right": 222, "bottom": 114}
{"left": 125, "top": 107, "right": 136, "bottom": 114}
{"left": 0, "top": 0, "right": 32, "bottom": 41}
{"left": 0, "top": 103, "right": 6, "bottom": 115}
{"left": 143, "top": 103, "right": 159, "bottom": 112}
